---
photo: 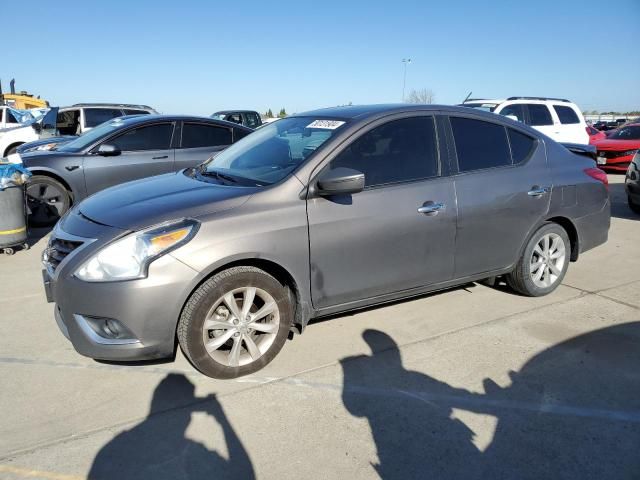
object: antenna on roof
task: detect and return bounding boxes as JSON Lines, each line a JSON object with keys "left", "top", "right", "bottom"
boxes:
{"left": 463, "top": 91, "right": 472, "bottom": 103}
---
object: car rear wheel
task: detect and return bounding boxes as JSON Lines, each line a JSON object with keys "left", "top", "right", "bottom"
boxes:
{"left": 628, "top": 196, "right": 640, "bottom": 215}
{"left": 177, "top": 266, "right": 293, "bottom": 379}
{"left": 506, "top": 223, "right": 570, "bottom": 297}
{"left": 27, "top": 176, "right": 71, "bottom": 227}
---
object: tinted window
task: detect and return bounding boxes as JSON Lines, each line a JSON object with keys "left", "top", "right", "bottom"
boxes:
{"left": 609, "top": 125, "right": 640, "bottom": 140}
{"left": 499, "top": 104, "right": 525, "bottom": 123}
{"left": 85, "top": 108, "right": 124, "bottom": 128}
{"left": 330, "top": 116, "right": 439, "bottom": 187}
{"left": 508, "top": 129, "right": 536, "bottom": 164}
{"left": 245, "top": 113, "right": 261, "bottom": 128}
{"left": 181, "top": 123, "right": 232, "bottom": 148}
{"left": 553, "top": 105, "right": 580, "bottom": 124}
{"left": 123, "top": 109, "right": 150, "bottom": 116}
{"left": 226, "top": 113, "right": 242, "bottom": 125}
{"left": 6, "top": 109, "right": 19, "bottom": 124}
{"left": 234, "top": 128, "right": 251, "bottom": 141}
{"left": 526, "top": 104, "right": 553, "bottom": 126}
{"left": 451, "top": 117, "right": 511, "bottom": 172}
{"left": 110, "top": 123, "right": 173, "bottom": 151}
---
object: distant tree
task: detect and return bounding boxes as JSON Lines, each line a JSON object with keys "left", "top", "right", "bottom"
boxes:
{"left": 406, "top": 88, "right": 435, "bottom": 104}
{"left": 278, "top": 108, "right": 287, "bottom": 118}
{"left": 264, "top": 108, "right": 274, "bottom": 118}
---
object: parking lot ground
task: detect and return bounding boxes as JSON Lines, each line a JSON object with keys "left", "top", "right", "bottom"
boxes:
{"left": 0, "top": 174, "right": 638, "bottom": 479}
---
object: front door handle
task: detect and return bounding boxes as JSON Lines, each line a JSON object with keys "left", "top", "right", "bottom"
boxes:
{"left": 418, "top": 202, "right": 445, "bottom": 215}
{"left": 152, "top": 155, "right": 169, "bottom": 160}
{"left": 528, "top": 186, "right": 550, "bottom": 197}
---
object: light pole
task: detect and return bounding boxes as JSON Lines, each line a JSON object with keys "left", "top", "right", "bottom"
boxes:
{"left": 402, "top": 58, "right": 411, "bottom": 102}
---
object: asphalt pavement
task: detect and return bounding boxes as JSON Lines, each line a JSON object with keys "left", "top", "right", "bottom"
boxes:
{"left": 0, "top": 174, "right": 638, "bottom": 479}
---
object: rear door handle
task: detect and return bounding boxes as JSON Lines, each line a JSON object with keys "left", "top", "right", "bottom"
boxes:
{"left": 528, "top": 186, "right": 550, "bottom": 197}
{"left": 418, "top": 202, "right": 445, "bottom": 215}
{"left": 152, "top": 155, "right": 169, "bottom": 160}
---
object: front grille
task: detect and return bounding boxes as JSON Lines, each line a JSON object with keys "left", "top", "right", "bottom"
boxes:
{"left": 598, "top": 150, "right": 635, "bottom": 159}
{"left": 45, "top": 237, "right": 83, "bottom": 271}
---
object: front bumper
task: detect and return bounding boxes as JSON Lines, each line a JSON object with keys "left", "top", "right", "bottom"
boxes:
{"left": 43, "top": 214, "right": 200, "bottom": 362}
{"left": 597, "top": 152, "right": 634, "bottom": 172}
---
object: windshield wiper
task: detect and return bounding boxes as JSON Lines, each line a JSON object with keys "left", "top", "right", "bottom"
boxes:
{"left": 200, "top": 169, "right": 240, "bottom": 184}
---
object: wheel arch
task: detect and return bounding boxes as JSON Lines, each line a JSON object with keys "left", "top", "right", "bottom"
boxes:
{"left": 3, "top": 142, "right": 25, "bottom": 157}
{"left": 545, "top": 216, "right": 579, "bottom": 262}
{"left": 177, "top": 256, "right": 309, "bottom": 339}
{"left": 29, "top": 169, "right": 75, "bottom": 202}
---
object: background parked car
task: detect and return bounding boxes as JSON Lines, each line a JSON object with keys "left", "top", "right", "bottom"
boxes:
{"left": 593, "top": 123, "right": 640, "bottom": 172}
{"left": 21, "top": 115, "right": 252, "bottom": 226}
{"left": 626, "top": 151, "right": 640, "bottom": 214}
{"left": 462, "top": 97, "right": 589, "bottom": 144}
{"left": 0, "top": 107, "right": 58, "bottom": 157}
{"left": 587, "top": 125, "right": 606, "bottom": 144}
{"left": 210, "top": 110, "right": 262, "bottom": 128}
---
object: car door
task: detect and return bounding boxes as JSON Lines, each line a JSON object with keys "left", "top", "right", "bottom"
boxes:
{"left": 306, "top": 115, "right": 457, "bottom": 309}
{"left": 523, "top": 103, "right": 558, "bottom": 141}
{"left": 551, "top": 104, "right": 587, "bottom": 144}
{"left": 83, "top": 122, "right": 176, "bottom": 195}
{"left": 174, "top": 121, "right": 234, "bottom": 171}
{"left": 447, "top": 115, "right": 551, "bottom": 278}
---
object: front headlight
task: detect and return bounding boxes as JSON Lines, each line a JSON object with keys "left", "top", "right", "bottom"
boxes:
{"left": 75, "top": 219, "right": 199, "bottom": 282}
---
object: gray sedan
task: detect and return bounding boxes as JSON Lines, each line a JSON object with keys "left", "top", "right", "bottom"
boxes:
{"left": 42, "top": 104, "right": 610, "bottom": 379}
{"left": 20, "top": 115, "right": 252, "bottom": 226}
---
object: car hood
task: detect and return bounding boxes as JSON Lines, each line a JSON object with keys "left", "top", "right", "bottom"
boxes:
{"left": 78, "top": 171, "right": 256, "bottom": 230}
{"left": 20, "top": 150, "right": 77, "bottom": 166}
{"left": 17, "top": 136, "right": 75, "bottom": 154}
{"left": 593, "top": 139, "right": 640, "bottom": 151}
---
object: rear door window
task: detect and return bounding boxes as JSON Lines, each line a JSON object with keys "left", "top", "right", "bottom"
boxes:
{"left": 499, "top": 104, "right": 526, "bottom": 123}
{"left": 226, "top": 113, "right": 242, "bottom": 125}
{"left": 330, "top": 116, "right": 439, "bottom": 187}
{"left": 84, "top": 108, "right": 125, "bottom": 128}
{"left": 109, "top": 123, "right": 173, "bottom": 151}
{"left": 525, "top": 104, "right": 553, "bottom": 126}
{"left": 181, "top": 123, "right": 232, "bottom": 148}
{"left": 553, "top": 105, "right": 580, "bottom": 124}
{"left": 450, "top": 117, "right": 511, "bottom": 172}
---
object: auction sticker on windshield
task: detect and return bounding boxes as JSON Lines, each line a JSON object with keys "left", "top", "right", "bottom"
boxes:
{"left": 306, "top": 120, "right": 345, "bottom": 129}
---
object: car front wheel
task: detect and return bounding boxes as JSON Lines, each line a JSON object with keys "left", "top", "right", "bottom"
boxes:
{"left": 27, "top": 176, "right": 71, "bottom": 227}
{"left": 506, "top": 223, "right": 570, "bottom": 297}
{"left": 177, "top": 266, "right": 293, "bottom": 379}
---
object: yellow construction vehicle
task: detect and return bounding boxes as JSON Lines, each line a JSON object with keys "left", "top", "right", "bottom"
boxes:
{"left": 0, "top": 79, "right": 48, "bottom": 109}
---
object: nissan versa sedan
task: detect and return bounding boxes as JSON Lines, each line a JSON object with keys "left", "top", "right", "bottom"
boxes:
{"left": 42, "top": 104, "right": 610, "bottom": 379}
{"left": 20, "top": 115, "right": 253, "bottom": 226}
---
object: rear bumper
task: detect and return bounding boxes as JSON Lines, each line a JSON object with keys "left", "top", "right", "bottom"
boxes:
{"left": 575, "top": 198, "right": 610, "bottom": 254}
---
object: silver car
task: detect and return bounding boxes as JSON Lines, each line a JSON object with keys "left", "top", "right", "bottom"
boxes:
{"left": 42, "top": 105, "right": 610, "bottom": 379}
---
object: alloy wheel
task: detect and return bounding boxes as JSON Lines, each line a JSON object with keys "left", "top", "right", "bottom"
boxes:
{"left": 27, "top": 183, "right": 65, "bottom": 225}
{"left": 529, "top": 233, "right": 566, "bottom": 288}
{"left": 201, "top": 287, "right": 280, "bottom": 367}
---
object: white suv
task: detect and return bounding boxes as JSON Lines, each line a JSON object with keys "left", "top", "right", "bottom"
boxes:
{"left": 462, "top": 97, "right": 589, "bottom": 145}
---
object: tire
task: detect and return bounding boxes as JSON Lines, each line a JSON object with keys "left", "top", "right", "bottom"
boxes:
{"left": 178, "top": 266, "right": 293, "bottom": 379}
{"left": 506, "top": 223, "right": 570, "bottom": 297}
{"left": 629, "top": 196, "right": 640, "bottom": 215}
{"left": 26, "top": 176, "right": 71, "bottom": 227}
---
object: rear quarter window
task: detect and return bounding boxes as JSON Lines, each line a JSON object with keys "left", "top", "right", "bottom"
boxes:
{"left": 553, "top": 105, "right": 581, "bottom": 125}
{"left": 508, "top": 129, "right": 536, "bottom": 164}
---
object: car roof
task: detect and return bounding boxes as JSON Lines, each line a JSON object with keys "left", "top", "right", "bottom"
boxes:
{"left": 106, "top": 114, "right": 253, "bottom": 130}
{"left": 63, "top": 103, "right": 156, "bottom": 110}
{"left": 294, "top": 103, "right": 502, "bottom": 121}
{"left": 212, "top": 110, "right": 259, "bottom": 115}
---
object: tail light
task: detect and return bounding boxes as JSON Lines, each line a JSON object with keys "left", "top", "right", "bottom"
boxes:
{"left": 584, "top": 167, "right": 608, "bottom": 190}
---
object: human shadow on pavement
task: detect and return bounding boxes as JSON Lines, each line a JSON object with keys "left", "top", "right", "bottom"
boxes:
{"left": 340, "top": 324, "right": 640, "bottom": 479}
{"left": 89, "top": 373, "right": 255, "bottom": 480}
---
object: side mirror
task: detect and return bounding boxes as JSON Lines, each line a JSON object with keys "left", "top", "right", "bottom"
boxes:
{"left": 316, "top": 167, "right": 365, "bottom": 196}
{"left": 96, "top": 143, "right": 121, "bottom": 156}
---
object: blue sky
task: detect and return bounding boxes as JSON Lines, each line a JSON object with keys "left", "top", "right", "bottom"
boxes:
{"left": 4, "top": 0, "right": 639, "bottom": 115}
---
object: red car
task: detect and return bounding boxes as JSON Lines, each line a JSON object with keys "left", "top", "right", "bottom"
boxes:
{"left": 587, "top": 125, "right": 606, "bottom": 144}
{"left": 594, "top": 123, "right": 640, "bottom": 172}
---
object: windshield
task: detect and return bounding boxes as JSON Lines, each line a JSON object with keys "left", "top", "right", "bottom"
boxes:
{"left": 203, "top": 116, "right": 346, "bottom": 185}
{"left": 56, "top": 119, "right": 126, "bottom": 152}
{"left": 463, "top": 102, "right": 499, "bottom": 112}
{"left": 609, "top": 125, "right": 640, "bottom": 140}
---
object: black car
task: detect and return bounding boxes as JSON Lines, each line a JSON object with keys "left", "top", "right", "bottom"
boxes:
{"left": 210, "top": 110, "right": 262, "bottom": 128}
{"left": 21, "top": 115, "right": 252, "bottom": 226}
{"left": 626, "top": 152, "right": 640, "bottom": 214}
